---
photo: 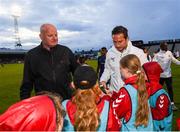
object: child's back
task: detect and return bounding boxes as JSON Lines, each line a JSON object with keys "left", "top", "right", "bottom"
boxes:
{"left": 143, "top": 61, "right": 173, "bottom": 131}
{"left": 112, "top": 54, "right": 153, "bottom": 131}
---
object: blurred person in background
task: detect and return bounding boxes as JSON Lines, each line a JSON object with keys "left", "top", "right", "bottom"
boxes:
{"left": 143, "top": 47, "right": 152, "bottom": 62}
{"left": 79, "top": 55, "right": 88, "bottom": 66}
{"left": 153, "top": 42, "right": 180, "bottom": 110}
{"left": 97, "top": 47, "right": 107, "bottom": 80}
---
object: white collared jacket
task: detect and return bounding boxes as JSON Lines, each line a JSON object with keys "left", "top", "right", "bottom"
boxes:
{"left": 153, "top": 50, "right": 180, "bottom": 78}
{"left": 100, "top": 40, "right": 147, "bottom": 92}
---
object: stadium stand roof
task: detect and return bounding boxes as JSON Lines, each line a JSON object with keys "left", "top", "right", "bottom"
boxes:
{"left": 0, "top": 48, "right": 28, "bottom": 54}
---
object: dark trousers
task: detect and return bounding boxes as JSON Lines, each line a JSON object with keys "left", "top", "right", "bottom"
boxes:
{"left": 159, "top": 77, "right": 174, "bottom": 102}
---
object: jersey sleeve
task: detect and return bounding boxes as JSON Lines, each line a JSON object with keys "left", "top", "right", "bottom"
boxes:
{"left": 112, "top": 88, "right": 131, "bottom": 124}
{"left": 107, "top": 101, "right": 121, "bottom": 131}
{"left": 151, "top": 94, "right": 171, "bottom": 120}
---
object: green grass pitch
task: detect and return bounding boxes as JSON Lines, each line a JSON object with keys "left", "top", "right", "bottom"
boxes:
{"left": 0, "top": 60, "right": 179, "bottom": 130}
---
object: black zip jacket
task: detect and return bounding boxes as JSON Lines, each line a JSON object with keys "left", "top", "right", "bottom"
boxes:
{"left": 20, "top": 43, "right": 79, "bottom": 100}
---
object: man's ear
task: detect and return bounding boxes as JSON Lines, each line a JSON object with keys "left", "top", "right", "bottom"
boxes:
{"left": 39, "top": 33, "right": 42, "bottom": 40}
{"left": 126, "top": 38, "right": 129, "bottom": 43}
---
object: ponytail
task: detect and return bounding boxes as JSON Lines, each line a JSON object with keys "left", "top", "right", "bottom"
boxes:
{"left": 72, "top": 85, "right": 101, "bottom": 131}
{"left": 135, "top": 70, "right": 149, "bottom": 127}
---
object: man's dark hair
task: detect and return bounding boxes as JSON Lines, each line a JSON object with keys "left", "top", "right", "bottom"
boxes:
{"left": 112, "top": 26, "right": 128, "bottom": 39}
{"left": 160, "top": 42, "right": 168, "bottom": 51}
{"left": 101, "top": 47, "right": 107, "bottom": 50}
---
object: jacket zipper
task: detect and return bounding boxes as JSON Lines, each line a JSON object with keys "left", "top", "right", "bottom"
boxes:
{"left": 51, "top": 52, "right": 56, "bottom": 84}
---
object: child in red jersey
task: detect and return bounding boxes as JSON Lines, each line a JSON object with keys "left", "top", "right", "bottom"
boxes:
{"left": 143, "top": 61, "right": 173, "bottom": 131}
{"left": 112, "top": 54, "right": 153, "bottom": 131}
{"left": 62, "top": 66, "right": 120, "bottom": 131}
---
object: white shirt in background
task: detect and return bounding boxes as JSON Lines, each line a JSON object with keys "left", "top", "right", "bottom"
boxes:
{"left": 153, "top": 50, "right": 180, "bottom": 78}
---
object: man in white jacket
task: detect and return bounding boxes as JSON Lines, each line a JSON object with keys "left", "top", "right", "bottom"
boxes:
{"left": 153, "top": 42, "right": 180, "bottom": 110}
{"left": 100, "top": 26, "right": 147, "bottom": 93}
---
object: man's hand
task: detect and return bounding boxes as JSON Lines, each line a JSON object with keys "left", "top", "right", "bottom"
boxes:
{"left": 69, "top": 82, "right": 75, "bottom": 89}
{"left": 100, "top": 81, "right": 107, "bottom": 90}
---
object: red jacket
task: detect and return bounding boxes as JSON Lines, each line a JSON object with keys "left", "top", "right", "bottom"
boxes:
{"left": 0, "top": 95, "right": 56, "bottom": 131}
{"left": 143, "top": 62, "right": 171, "bottom": 120}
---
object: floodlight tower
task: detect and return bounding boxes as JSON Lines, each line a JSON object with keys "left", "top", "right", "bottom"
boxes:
{"left": 11, "top": 5, "right": 22, "bottom": 48}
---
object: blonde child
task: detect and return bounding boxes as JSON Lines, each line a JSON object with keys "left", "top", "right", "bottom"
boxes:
{"left": 62, "top": 66, "right": 120, "bottom": 131}
{"left": 112, "top": 54, "right": 153, "bottom": 131}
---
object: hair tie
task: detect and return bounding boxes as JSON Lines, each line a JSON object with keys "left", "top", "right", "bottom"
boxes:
{"left": 136, "top": 70, "right": 141, "bottom": 74}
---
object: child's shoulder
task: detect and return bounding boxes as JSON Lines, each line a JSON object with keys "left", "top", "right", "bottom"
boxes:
{"left": 111, "top": 87, "right": 129, "bottom": 100}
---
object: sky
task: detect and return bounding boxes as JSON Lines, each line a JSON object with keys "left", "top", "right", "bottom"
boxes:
{"left": 0, "top": 0, "right": 180, "bottom": 51}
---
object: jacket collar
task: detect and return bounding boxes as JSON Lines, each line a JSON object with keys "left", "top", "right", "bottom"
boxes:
{"left": 40, "top": 42, "right": 58, "bottom": 52}
{"left": 149, "top": 82, "right": 162, "bottom": 95}
{"left": 124, "top": 75, "right": 138, "bottom": 89}
{"left": 159, "top": 49, "right": 167, "bottom": 53}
